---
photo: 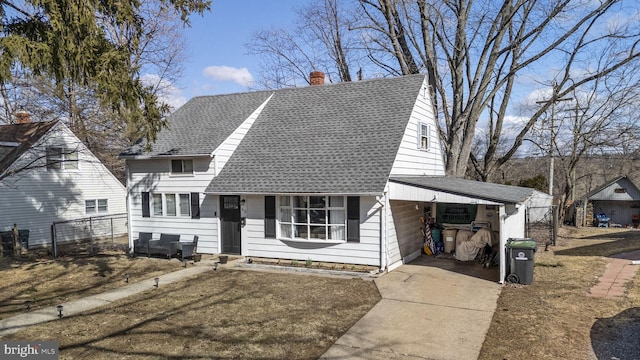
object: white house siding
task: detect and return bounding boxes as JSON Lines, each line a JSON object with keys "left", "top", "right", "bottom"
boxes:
{"left": 386, "top": 200, "right": 424, "bottom": 270}
{"left": 0, "top": 123, "right": 126, "bottom": 247}
{"left": 240, "top": 195, "right": 382, "bottom": 266}
{"left": 499, "top": 204, "right": 527, "bottom": 283}
{"left": 388, "top": 182, "right": 501, "bottom": 205}
{"left": 389, "top": 79, "right": 445, "bottom": 177}
{"left": 126, "top": 157, "right": 219, "bottom": 253}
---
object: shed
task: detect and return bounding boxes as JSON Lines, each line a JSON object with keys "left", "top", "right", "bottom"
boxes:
{"left": 579, "top": 175, "right": 640, "bottom": 227}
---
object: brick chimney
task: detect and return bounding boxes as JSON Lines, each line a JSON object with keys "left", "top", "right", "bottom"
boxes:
{"left": 16, "top": 109, "right": 30, "bottom": 124}
{"left": 309, "top": 71, "right": 325, "bottom": 86}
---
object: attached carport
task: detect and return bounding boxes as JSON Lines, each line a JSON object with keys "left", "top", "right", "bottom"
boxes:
{"left": 387, "top": 176, "right": 550, "bottom": 284}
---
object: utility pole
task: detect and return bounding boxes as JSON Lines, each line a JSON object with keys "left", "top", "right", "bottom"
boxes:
{"left": 536, "top": 82, "right": 572, "bottom": 198}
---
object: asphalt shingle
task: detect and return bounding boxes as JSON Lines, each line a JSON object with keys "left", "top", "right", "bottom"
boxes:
{"left": 390, "top": 176, "right": 536, "bottom": 204}
{"left": 120, "top": 91, "right": 273, "bottom": 157}
{"left": 206, "top": 75, "right": 427, "bottom": 194}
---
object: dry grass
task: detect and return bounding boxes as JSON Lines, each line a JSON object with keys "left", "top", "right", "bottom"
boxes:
{"left": 479, "top": 227, "right": 640, "bottom": 360}
{"left": 3, "top": 268, "right": 380, "bottom": 360}
{"left": 0, "top": 252, "right": 186, "bottom": 320}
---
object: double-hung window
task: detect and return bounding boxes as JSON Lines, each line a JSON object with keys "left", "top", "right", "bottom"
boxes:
{"left": 278, "top": 195, "right": 347, "bottom": 241}
{"left": 152, "top": 194, "right": 163, "bottom": 216}
{"left": 46, "top": 146, "right": 79, "bottom": 170}
{"left": 85, "top": 199, "right": 108, "bottom": 215}
{"left": 418, "top": 122, "right": 429, "bottom": 150}
{"left": 171, "top": 159, "right": 193, "bottom": 174}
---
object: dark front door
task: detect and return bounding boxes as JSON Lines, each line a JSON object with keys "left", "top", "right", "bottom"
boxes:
{"left": 221, "top": 195, "right": 241, "bottom": 254}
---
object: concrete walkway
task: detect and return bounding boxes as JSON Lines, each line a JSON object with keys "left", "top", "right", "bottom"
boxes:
{"left": 0, "top": 261, "right": 214, "bottom": 337}
{"left": 588, "top": 250, "right": 640, "bottom": 299}
{"left": 321, "top": 259, "right": 502, "bottom": 360}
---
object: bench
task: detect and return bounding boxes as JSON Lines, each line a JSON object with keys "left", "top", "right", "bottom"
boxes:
{"left": 134, "top": 233, "right": 180, "bottom": 259}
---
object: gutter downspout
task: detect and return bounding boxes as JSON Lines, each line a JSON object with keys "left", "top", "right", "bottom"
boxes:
{"left": 499, "top": 204, "right": 507, "bottom": 284}
{"left": 376, "top": 195, "right": 386, "bottom": 272}
{"left": 125, "top": 162, "right": 133, "bottom": 254}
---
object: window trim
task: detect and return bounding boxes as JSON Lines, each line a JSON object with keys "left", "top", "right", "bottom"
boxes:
{"left": 277, "top": 195, "right": 349, "bottom": 242}
{"left": 150, "top": 192, "right": 192, "bottom": 217}
{"left": 85, "top": 199, "right": 108, "bottom": 215}
{"left": 170, "top": 159, "right": 194, "bottom": 176}
{"left": 417, "top": 122, "right": 430, "bottom": 151}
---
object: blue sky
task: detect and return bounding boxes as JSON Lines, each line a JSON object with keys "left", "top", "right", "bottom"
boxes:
{"left": 175, "top": 0, "right": 304, "bottom": 102}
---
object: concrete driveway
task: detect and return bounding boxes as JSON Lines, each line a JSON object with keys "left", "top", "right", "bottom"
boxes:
{"left": 321, "top": 256, "right": 502, "bottom": 360}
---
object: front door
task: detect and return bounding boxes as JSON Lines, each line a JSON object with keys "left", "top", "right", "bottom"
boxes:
{"left": 221, "top": 195, "right": 241, "bottom": 254}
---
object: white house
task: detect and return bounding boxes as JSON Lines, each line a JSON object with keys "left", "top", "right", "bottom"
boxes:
{"left": 0, "top": 117, "right": 127, "bottom": 248}
{"left": 121, "top": 74, "right": 550, "bottom": 283}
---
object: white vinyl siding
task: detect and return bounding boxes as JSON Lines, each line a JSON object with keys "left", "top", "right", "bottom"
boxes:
{"left": 127, "top": 157, "right": 218, "bottom": 254}
{"left": 242, "top": 195, "right": 382, "bottom": 266}
{"left": 0, "top": 122, "right": 126, "bottom": 247}
{"left": 386, "top": 201, "right": 424, "bottom": 267}
{"left": 390, "top": 77, "right": 445, "bottom": 176}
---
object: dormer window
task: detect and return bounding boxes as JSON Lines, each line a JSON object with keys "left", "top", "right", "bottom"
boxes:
{"left": 171, "top": 159, "right": 193, "bottom": 174}
{"left": 46, "top": 146, "right": 78, "bottom": 170}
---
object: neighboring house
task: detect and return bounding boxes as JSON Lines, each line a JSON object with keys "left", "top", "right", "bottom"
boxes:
{"left": 121, "top": 73, "right": 550, "bottom": 283}
{"left": 575, "top": 175, "right": 640, "bottom": 227}
{"left": 0, "top": 117, "right": 127, "bottom": 247}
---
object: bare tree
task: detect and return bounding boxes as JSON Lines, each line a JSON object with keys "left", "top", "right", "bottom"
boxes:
{"left": 247, "top": 0, "right": 360, "bottom": 88}
{"left": 552, "top": 70, "right": 640, "bottom": 220}
{"left": 353, "top": 0, "right": 640, "bottom": 179}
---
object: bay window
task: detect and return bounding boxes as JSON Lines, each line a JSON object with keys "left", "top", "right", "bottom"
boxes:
{"left": 278, "top": 195, "right": 349, "bottom": 241}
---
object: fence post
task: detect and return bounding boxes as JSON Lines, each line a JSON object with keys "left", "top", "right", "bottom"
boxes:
{"left": 553, "top": 205, "right": 559, "bottom": 246}
{"left": 110, "top": 218, "right": 114, "bottom": 246}
{"left": 89, "top": 217, "right": 94, "bottom": 254}
{"left": 51, "top": 223, "right": 57, "bottom": 258}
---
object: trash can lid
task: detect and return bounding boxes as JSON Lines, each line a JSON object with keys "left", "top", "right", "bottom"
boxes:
{"left": 507, "top": 239, "right": 537, "bottom": 249}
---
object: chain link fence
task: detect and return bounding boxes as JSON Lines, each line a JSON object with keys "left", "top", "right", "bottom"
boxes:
{"left": 525, "top": 205, "right": 558, "bottom": 249}
{"left": 51, "top": 213, "right": 128, "bottom": 257}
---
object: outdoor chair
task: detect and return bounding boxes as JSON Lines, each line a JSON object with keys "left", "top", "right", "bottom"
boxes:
{"left": 133, "top": 232, "right": 153, "bottom": 256}
{"left": 178, "top": 235, "right": 198, "bottom": 260}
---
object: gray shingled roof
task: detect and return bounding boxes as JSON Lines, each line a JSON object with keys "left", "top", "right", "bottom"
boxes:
{"left": 120, "top": 91, "right": 273, "bottom": 157}
{"left": 390, "top": 176, "right": 537, "bottom": 204}
{"left": 205, "top": 74, "right": 427, "bottom": 194}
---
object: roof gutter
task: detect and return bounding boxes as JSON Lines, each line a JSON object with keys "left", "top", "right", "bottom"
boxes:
{"left": 119, "top": 153, "right": 213, "bottom": 160}
{"left": 203, "top": 190, "right": 385, "bottom": 196}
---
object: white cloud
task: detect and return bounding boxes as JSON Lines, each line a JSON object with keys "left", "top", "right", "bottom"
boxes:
{"left": 141, "top": 74, "right": 187, "bottom": 110}
{"left": 203, "top": 66, "right": 254, "bottom": 87}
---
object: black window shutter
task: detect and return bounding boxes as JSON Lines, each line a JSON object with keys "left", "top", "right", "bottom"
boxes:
{"left": 347, "top": 196, "right": 360, "bottom": 242}
{"left": 191, "top": 192, "right": 200, "bottom": 219}
{"left": 265, "top": 196, "right": 276, "bottom": 238}
{"left": 141, "top": 192, "right": 150, "bottom": 218}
